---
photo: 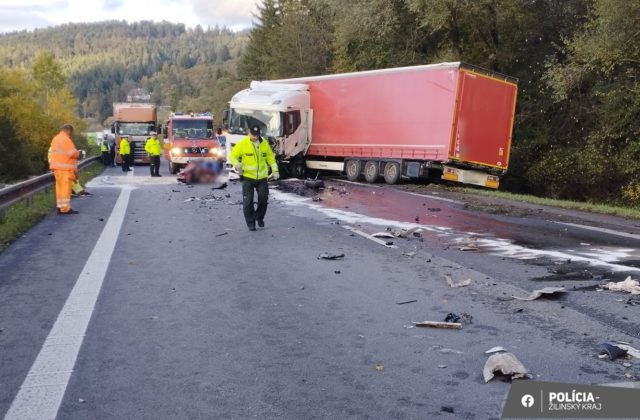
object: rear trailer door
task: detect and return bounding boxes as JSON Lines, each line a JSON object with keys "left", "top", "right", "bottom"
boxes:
{"left": 450, "top": 68, "right": 517, "bottom": 171}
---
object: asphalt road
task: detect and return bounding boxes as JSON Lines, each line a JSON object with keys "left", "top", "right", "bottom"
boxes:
{"left": 0, "top": 165, "right": 638, "bottom": 419}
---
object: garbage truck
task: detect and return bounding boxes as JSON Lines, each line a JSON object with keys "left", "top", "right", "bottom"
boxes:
{"left": 111, "top": 102, "right": 157, "bottom": 164}
{"left": 224, "top": 62, "right": 518, "bottom": 188}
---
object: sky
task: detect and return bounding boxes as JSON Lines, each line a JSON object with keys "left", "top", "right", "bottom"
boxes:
{"left": 0, "top": 0, "right": 259, "bottom": 34}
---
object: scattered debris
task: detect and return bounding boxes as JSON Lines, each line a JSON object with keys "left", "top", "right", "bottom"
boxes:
{"left": 402, "top": 251, "right": 416, "bottom": 257}
{"left": 312, "top": 196, "right": 323, "bottom": 202}
{"left": 372, "top": 232, "right": 395, "bottom": 239}
{"left": 603, "top": 276, "right": 640, "bottom": 295}
{"left": 427, "top": 207, "right": 441, "bottom": 212}
{"left": 304, "top": 179, "right": 325, "bottom": 189}
{"left": 78, "top": 398, "right": 86, "bottom": 403}
{"left": 438, "top": 365, "right": 447, "bottom": 369}
{"left": 98, "top": 218, "right": 104, "bottom": 222}
{"left": 444, "top": 313, "right": 473, "bottom": 324}
{"left": 483, "top": 352, "right": 529, "bottom": 382}
{"left": 171, "top": 189, "right": 181, "bottom": 192}
{"left": 414, "top": 320, "right": 462, "bottom": 329}
{"left": 512, "top": 286, "right": 566, "bottom": 301}
{"left": 215, "top": 232, "right": 228, "bottom": 237}
{"left": 430, "top": 345, "right": 464, "bottom": 355}
{"left": 318, "top": 253, "right": 345, "bottom": 260}
{"left": 334, "top": 270, "right": 341, "bottom": 274}
{"left": 458, "top": 246, "right": 479, "bottom": 251}
{"left": 185, "top": 197, "right": 197, "bottom": 202}
{"left": 600, "top": 343, "right": 628, "bottom": 360}
{"left": 445, "top": 275, "right": 471, "bottom": 288}
{"left": 623, "top": 362, "right": 632, "bottom": 368}
{"left": 440, "top": 406, "right": 454, "bottom": 414}
{"left": 211, "top": 182, "right": 227, "bottom": 190}
{"left": 396, "top": 299, "right": 417, "bottom": 305}
{"left": 616, "top": 343, "right": 640, "bottom": 359}
{"left": 485, "top": 346, "right": 507, "bottom": 354}
{"left": 375, "top": 363, "right": 384, "bottom": 372}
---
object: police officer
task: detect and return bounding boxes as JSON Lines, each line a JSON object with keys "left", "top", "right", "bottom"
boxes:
{"left": 120, "top": 135, "right": 131, "bottom": 172}
{"left": 100, "top": 138, "right": 109, "bottom": 166}
{"left": 145, "top": 131, "right": 162, "bottom": 177}
{"left": 229, "top": 125, "right": 279, "bottom": 231}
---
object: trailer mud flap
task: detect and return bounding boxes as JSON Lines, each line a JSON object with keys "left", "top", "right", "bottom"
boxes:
{"left": 442, "top": 166, "right": 500, "bottom": 189}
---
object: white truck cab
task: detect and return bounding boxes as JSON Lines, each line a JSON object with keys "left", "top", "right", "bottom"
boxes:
{"left": 225, "top": 82, "right": 312, "bottom": 176}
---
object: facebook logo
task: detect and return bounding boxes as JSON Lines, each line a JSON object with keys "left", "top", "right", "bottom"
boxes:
{"left": 521, "top": 394, "right": 535, "bottom": 408}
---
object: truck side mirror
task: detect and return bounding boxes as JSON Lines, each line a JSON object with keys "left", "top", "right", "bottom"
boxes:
{"left": 222, "top": 109, "right": 229, "bottom": 124}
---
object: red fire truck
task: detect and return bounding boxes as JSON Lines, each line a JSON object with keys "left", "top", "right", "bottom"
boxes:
{"left": 162, "top": 112, "right": 225, "bottom": 174}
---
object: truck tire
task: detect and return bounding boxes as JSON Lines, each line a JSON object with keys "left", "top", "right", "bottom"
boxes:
{"left": 169, "top": 161, "right": 179, "bottom": 174}
{"left": 345, "top": 160, "right": 362, "bottom": 181}
{"left": 294, "top": 162, "right": 306, "bottom": 179}
{"left": 383, "top": 162, "right": 401, "bottom": 185}
{"left": 363, "top": 161, "right": 380, "bottom": 183}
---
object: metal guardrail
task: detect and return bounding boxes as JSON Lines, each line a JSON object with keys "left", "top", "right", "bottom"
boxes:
{"left": 0, "top": 156, "right": 101, "bottom": 216}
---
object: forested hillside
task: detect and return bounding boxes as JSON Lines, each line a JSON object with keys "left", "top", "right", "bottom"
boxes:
{"left": 239, "top": 0, "right": 640, "bottom": 204}
{"left": 0, "top": 21, "right": 248, "bottom": 127}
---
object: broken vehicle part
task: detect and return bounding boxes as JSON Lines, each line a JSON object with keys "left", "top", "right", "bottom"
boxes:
{"left": 483, "top": 352, "right": 529, "bottom": 382}
{"left": 512, "top": 287, "right": 566, "bottom": 301}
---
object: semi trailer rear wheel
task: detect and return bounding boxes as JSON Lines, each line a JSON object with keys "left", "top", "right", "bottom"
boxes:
{"left": 383, "top": 162, "right": 401, "bottom": 184}
{"left": 363, "top": 161, "right": 379, "bottom": 183}
{"left": 345, "top": 160, "right": 362, "bottom": 181}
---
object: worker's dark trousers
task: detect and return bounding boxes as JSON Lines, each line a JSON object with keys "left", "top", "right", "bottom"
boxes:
{"left": 150, "top": 155, "right": 160, "bottom": 176}
{"left": 242, "top": 178, "right": 269, "bottom": 227}
{"left": 121, "top": 154, "right": 130, "bottom": 172}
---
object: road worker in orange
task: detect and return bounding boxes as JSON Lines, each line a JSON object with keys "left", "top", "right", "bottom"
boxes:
{"left": 49, "top": 124, "right": 81, "bottom": 214}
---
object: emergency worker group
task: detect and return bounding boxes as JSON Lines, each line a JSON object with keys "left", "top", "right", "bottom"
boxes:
{"left": 49, "top": 123, "right": 279, "bottom": 229}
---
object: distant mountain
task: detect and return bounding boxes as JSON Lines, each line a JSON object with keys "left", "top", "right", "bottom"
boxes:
{"left": 0, "top": 21, "right": 249, "bottom": 127}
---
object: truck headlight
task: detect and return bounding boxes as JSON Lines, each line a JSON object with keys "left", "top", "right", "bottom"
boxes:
{"left": 171, "top": 147, "right": 182, "bottom": 156}
{"left": 209, "top": 147, "right": 218, "bottom": 155}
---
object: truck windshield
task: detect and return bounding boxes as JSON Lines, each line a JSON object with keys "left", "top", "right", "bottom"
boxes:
{"left": 228, "top": 109, "right": 283, "bottom": 138}
{"left": 172, "top": 120, "right": 214, "bottom": 139}
{"left": 118, "top": 123, "right": 155, "bottom": 136}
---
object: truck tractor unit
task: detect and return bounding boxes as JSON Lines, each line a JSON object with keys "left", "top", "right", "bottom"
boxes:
{"left": 162, "top": 112, "right": 225, "bottom": 174}
{"left": 225, "top": 62, "right": 518, "bottom": 189}
{"left": 111, "top": 102, "right": 158, "bottom": 164}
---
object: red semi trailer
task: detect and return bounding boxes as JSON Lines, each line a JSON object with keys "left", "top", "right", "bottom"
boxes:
{"left": 225, "top": 62, "right": 517, "bottom": 188}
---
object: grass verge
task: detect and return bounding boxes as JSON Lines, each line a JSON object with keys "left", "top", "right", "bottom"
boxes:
{"left": 0, "top": 162, "right": 105, "bottom": 252}
{"left": 464, "top": 188, "right": 640, "bottom": 219}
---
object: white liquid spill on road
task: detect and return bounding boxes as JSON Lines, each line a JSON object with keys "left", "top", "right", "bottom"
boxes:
{"left": 271, "top": 190, "right": 640, "bottom": 273}
{"left": 5, "top": 186, "right": 132, "bottom": 420}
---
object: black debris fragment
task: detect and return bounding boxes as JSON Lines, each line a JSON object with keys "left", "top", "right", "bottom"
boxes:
{"left": 396, "top": 299, "right": 417, "bottom": 305}
{"left": 441, "top": 406, "right": 454, "bottom": 414}
{"left": 318, "top": 253, "right": 345, "bottom": 260}
{"left": 600, "top": 343, "right": 628, "bottom": 360}
{"left": 215, "top": 232, "right": 229, "bottom": 237}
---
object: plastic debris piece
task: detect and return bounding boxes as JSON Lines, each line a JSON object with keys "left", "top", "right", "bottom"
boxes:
{"left": 441, "top": 406, "right": 454, "bottom": 413}
{"left": 414, "top": 320, "right": 462, "bottom": 329}
{"left": 486, "top": 346, "right": 507, "bottom": 354}
{"left": 616, "top": 344, "right": 640, "bottom": 359}
{"left": 396, "top": 299, "right": 417, "bottom": 305}
{"left": 444, "top": 313, "right": 460, "bottom": 323}
{"left": 438, "top": 365, "right": 447, "bottom": 368}
{"left": 215, "top": 232, "right": 228, "bottom": 237}
{"left": 317, "top": 253, "right": 345, "bottom": 260}
{"left": 402, "top": 251, "right": 416, "bottom": 257}
{"left": 446, "top": 275, "right": 471, "bottom": 288}
{"left": 512, "top": 286, "right": 566, "bottom": 301}
{"left": 458, "top": 246, "right": 478, "bottom": 251}
{"left": 600, "top": 343, "right": 628, "bottom": 360}
{"left": 603, "top": 276, "right": 640, "bottom": 295}
{"left": 623, "top": 362, "right": 632, "bottom": 368}
{"left": 372, "top": 232, "right": 395, "bottom": 239}
{"left": 483, "top": 352, "right": 529, "bottom": 382}
{"left": 375, "top": 363, "right": 384, "bottom": 372}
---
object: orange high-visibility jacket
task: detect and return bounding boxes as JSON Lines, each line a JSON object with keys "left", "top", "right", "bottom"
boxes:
{"left": 49, "top": 131, "right": 80, "bottom": 171}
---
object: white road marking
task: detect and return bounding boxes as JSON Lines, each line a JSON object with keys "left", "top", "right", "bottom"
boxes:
{"left": 272, "top": 189, "right": 640, "bottom": 272}
{"left": 5, "top": 186, "right": 132, "bottom": 420}
{"left": 553, "top": 221, "right": 640, "bottom": 241}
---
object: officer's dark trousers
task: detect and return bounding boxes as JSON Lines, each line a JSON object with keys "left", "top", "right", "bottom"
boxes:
{"left": 150, "top": 155, "right": 160, "bottom": 176}
{"left": 242, "top": 178, "right": 269, "bottom": 227}
{"left": 121, "top": 154, "right": 130, "bottom": 172}
{"left": 101, "top": 151, "right": 109, "bottom": 165}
